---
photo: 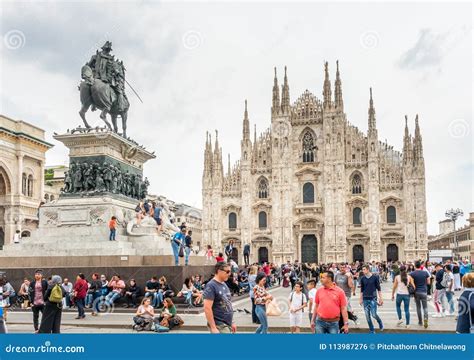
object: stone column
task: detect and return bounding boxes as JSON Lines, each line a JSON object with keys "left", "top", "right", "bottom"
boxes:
{"left": 17, "top": 154, "right": 23, "bottom": 195}
{"left": 39, "top": 160, "right": 45, "bottom": 206}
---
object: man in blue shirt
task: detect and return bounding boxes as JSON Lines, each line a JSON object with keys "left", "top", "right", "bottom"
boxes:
{"left": 410, "top": 260, "right": 430, "bottom": 328}
{"left": 360, "top": 264, "right": 384, "bottom": 333}
{"left": 171, "top": 227, "right": 186, "bottom": 266}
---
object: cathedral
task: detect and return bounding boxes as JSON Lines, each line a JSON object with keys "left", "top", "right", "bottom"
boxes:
{"left": 202, "top": 62, "right": 428, "bottom": 265}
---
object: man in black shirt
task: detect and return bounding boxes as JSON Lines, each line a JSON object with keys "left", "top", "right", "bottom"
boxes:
{"left": 243, "top": 244, "right": 250, "bottom": 266}
{"left": 433, "top": 264, "right": 447, "bottom": 317}
{"left": 184, "top": 230, "right": 193, "bottom": 266}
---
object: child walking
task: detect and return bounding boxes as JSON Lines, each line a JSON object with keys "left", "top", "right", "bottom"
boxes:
{"left": 108, "top": 216, "right": 117, "bottom": 241}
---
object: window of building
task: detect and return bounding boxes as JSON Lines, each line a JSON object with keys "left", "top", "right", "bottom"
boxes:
{"left": 22, "top": 173, "right": 27, "bottom": 195}
{"left": 302, "top": 131, "right": 315, "bottom": 163}
{"left": 258, "top": 178, "right": 269, "bottom": 199}
{"left": 302, "top": 182, "right": 314, "bottom": 204}
{"left": 258, "top": 211, "right": 267, "bottom": 229}
{"left": 353, "top": 207, "right": 362, "bottom": 225}
{"left": 351, "top": 174, "right": 362, "bottom": 194}
{"left": 228, "top": 212, "right": 237, "bottom": 230}
{"left": 387, "top": 206, "right": 397, "bottom": 224}
{"left": 27, "top": 175, "right": 33, "bottom": 197}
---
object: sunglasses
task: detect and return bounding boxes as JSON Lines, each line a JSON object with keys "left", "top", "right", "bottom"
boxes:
{"left": 219, "top": 269, "right": 231, "bottom": 274}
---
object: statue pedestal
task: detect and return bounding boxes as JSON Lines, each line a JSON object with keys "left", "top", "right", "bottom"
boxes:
{"left": 0, "top": 129, "right": 180, "bottom": 261}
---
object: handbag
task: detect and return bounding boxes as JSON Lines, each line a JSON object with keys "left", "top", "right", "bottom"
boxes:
{"left": 407, "top": 283, "right": 416, "bottom": 296}
{"left": 178, "top": 246, "right": 184, "bottom": 258}
{"left": 266, "top": 299, "right": 282, "bottom": 316}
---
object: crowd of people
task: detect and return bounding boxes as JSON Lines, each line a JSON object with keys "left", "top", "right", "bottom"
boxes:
{"left": 203, "top": 259, "right": 474, "bottom": 334}
{"left": 1, "top": 258, "right": 473, "bottom": 334}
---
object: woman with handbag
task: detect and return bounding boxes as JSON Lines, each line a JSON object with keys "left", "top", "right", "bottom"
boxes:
{"left": 391, "top": 265, "right": 415, "bottom": 328}
{"left": 158, "top": 298, "right": 177, "bottom": 328}
{"left": 253, "top": 272, "right": 273, "bottom": 334}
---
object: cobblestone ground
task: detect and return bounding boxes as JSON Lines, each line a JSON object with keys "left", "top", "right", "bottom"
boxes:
{"left": 6, "top": 280, "right": 460, "bottom": 333}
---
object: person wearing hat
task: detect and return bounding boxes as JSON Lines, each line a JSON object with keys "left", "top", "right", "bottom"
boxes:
{"left": 39, "top": 275, "right": 66, "bottom": 333}
{"left": 28, "top": 269, "right": 48, "bottom": 333}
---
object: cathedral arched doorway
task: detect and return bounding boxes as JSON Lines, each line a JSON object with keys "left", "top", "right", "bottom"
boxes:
{"left": 230, "top": 248, "right": 239, "bottom": 264}
{"left": 258, "top": 247, "right": 268, "bottom": 263}
{"left": 387, "top": 244, "right": 399, "bottom": 262}
{"left": 352, "top": 245, "right": 364, "bottom": 262}
{"left": 301, "top": 235, "right": 317, "bottom": 263}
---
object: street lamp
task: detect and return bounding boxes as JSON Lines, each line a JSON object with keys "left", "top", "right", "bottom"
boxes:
{"left": 445, "top": 208, "right": 464, "bottom": 260}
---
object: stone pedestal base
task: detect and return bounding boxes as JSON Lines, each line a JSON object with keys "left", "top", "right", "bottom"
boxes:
{"left": 0, "top": 195, "right": 173, "bottom": 257}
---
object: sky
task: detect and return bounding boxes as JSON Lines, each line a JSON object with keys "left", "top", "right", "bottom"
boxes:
{"left": 0, "top": 1, "right": 472, "bottom": 235}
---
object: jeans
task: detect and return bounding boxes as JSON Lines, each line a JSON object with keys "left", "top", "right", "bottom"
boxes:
{"left": 91, "top": 291, "right": 101, "bottom": 313}
{"left": 156, "top": 290, "right": 164, "bottom": 307}
{"left": 395, "top": 294, "right": 410, "bottom": 325}
{"left": 362, "top": 299, "right": 383, "bottom": 332}
{"left": 414, "top": 292, "right": 428, "bottom": 323}
{"left": 105, "top": 291, "right": 121, "bottom": 305}
{"left": 251, "top": 299, "right": 260, "bottom": 324}
{"left": 434, "top": 289, "right": 447, "bottom": 313}
{"left": 145, "top": 292, "right": 159, "bottom": 307}
{"left": 445, "top": 291, "right": 455, "bottom": 314}
{"left": 32, "top": 304, "right": 44, "bottom": 331}
{"left": 109, "top": 228, "right": 116, "bottom": 240}
{"left": 255, "top": 304, "right": 268, "bottom": 334}
{"left": 315, "top": 319, "right": 339, "bottom": 334}
{"left": 171, "top": 241, "right": 180, "bottom": 266}
{"left": 185, "top": 246, "right": 191, "bottom": 265}
{"left": 76, "top": 298, "right": 85, "bottom": 317}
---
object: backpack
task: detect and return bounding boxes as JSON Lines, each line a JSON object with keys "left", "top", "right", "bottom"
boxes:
{"left": 49, "top": 284, "right": 63, "bottom": 304}
{"left": 440, "top": 272, "right": 450, "bottom": 288}
{"left": 290, "top": 291, "right": 306, "bottom": 312}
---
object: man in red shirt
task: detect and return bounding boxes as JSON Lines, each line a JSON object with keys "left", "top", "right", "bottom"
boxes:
{"left": 73, "top": 273, "right": 88, "bottom": 319}
{"left": 311, "top": 271, "right": 349, "bottom": 334}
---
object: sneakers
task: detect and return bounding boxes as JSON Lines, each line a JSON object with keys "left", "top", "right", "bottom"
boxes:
{"left": 423, "top": 320, "right": 428, "bottom": 329}
{"left": 432, "top": 313, "right": 444, "bottom": 318}
{"left": 397, "top": 320, "right": 404, "bottom": 327}
{"left": 405, "top": 324, "right": 410, "bottom": 329}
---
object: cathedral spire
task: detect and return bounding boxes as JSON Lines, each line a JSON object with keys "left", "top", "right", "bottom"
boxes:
{"left": 414, "top": 114, "right": 423, "bottom": 162}
{"left": 323, "top": 61, "right": 332, "bottom": 109}
{"left": 272, "top": 67, "right": 280, "bottom": 115}
{"left": 281, "top": 66, "right": 290, "bottom": 114}
{"left": 403, "top": 115, "right": 413, "bottom": 165}
{"left": 334, "top": 60, "right": 343, "bottom": 109}
{"left": 227, "top": 153, "right": 231, "bottom": 175}
{"left": 242, "top": 99, "right": 250, "bottom": 141}
{"left": 214, "top": 130, "right": 219, "bottom": 157}
{"left": 368, "top": 87, "right": 376, "bottom": 132}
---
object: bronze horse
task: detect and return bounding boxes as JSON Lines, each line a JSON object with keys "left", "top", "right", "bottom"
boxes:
{"left": 78, "top": 64, "right": 130, "bottom": 138}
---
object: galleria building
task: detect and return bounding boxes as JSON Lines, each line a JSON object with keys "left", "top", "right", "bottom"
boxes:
{"left": 202, "top": 62, "right": 428, "bottom": 265}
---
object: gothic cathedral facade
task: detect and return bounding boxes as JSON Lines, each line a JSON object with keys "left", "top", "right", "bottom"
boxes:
{"left": 202, "top": 62, "right": 427, "bottom": 265}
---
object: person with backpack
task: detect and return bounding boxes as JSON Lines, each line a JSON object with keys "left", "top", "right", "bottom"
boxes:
{"left": 171, "top": 227, "right": 186, "bottom": 266}
{"left": 288, "top": 281, "right": 307, "bottom": 333}
{"left": 38, "top": 275, "right": 66, "bottom": 333}
{"left": 433, "top": 263, "right": 448, "bottom": 317}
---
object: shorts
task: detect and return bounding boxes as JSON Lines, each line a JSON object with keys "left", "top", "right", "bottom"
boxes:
{"left": 154, "top": 218, "right": 162, "bottom": 225}
{"left": 289, "top": 311, "right": 303, "bottom": 327}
